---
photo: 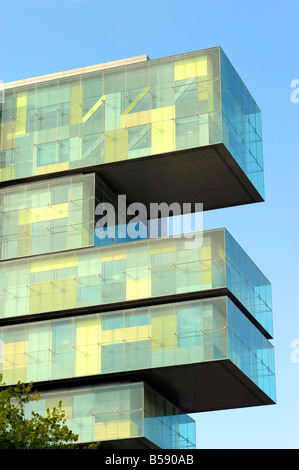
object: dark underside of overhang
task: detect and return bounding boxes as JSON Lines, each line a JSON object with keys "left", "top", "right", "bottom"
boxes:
{"left": 139, "top": 359, "right": 275, "bottom": 413}
{"left": 91, "top": 143, "right": 264, "bottom": 212}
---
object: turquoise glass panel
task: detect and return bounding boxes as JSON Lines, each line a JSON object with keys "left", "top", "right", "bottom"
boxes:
{"left": 225, "top": 229, "right": 273, "bottom": 337}
{"left": 227, "top": 298, "right": 276, "bottom": 402}
{"left": 220, "top": 48, "right": 264, "bottom": 198}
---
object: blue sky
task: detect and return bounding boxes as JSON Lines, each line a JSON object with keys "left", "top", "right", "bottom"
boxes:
{"left": 2, "top": 0, "right": 298, "bottom": 449}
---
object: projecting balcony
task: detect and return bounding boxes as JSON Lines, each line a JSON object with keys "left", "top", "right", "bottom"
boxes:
{"left": 1, "top": 48, "right": 264, "bottom": 211}
{"left": 23, "top": 382, "right": 196, "bottom": 449}
{"left": 0, "top": 228, "right": 273, "bottom": 338}
{"left": 0, "top": 296, "right": 276, "bottom": 413}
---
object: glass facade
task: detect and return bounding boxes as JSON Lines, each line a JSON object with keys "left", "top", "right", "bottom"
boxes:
{"left": 0, "top": 228, "right": 272, "bottom": 336}
{"left": 0, "top": 296, "right": 275, "bottom": 402}
{"left": 0, "top": 48, "right": 274, "bottom": 448}
{"left": 0, "top": 173, "right": 95, "bottom": 260}
{"left": 0, "top": 48, "right": 263, "bottom": 197}
{"left": 23, "top": 382, "right": 196, "bottom": 449}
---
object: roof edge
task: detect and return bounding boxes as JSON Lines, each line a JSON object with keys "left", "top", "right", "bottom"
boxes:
{"left": 4, "top": 54, "right": 149, "bottom": 90}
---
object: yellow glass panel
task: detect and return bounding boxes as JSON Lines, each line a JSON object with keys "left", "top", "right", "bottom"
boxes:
{"left": 126, "top": 278, "right": 150, "bottom": 300}
{"left": 76, "top": 318, "right": 101, "bottom": 375}
{"left": 123, "top": 86, "right": 151, "bottom": 115}
{"left": 198, "top": 83, "right": 209, "bottom": 102}
{"left": 201, "top": 245, "right": 211, "bottom": 260}
{"left": 82, "top": 95, "right": 106, "bottom": 123}
{"left": 120, "top": 109, "right": 151, "bottom": 128}
{"left": 95, "top": 420, "right": 138, "bottom": 440}
{"left": 201, "top": 245, "right": 212, "bottom": 284}
{"left": 101, "top": 325, "right": 150, "bottom": 345}
{"left": 101, "top": 328, "right": 123, "bottom": 345}
{"left": 151, "top": 309, "right": 177, "bottom": 351}
{"left": 2, "top": 341, "right": 28, "bottom": 369}
{"left": 30, "top": 254, "right": 78, "bottom": 273}
{"left": 17, "top": 223, "right": 32, "bottom": 257}
{"left": 0, "top": 121, "right": 16, "bottom": 151}
{"left": 36, "top": 161, "right": 69, "bottom": 176}
{"left": 124, "top": 324, "right": 150, "bottom": 342}
{"left": 104, "top": 129, "right": 128, "bottom": 162}
{"left": 151, "top": 106, "right": 175, "bottom": 123}
{"left": 29, "top": 279, "right": 77, "bottom": 313}
{"left": 121, "top": 105, "right": 174, "bottom": 129}
{"left": 16, "top": 92, "right": 27, "bottom": 135}
{"left": 75, "top": 344, "right": 100, "bottom": 376}
{"left": 151, "top": 118, "right": 175, "bottom": 154}
{"left": 77, "top": 318, "right": 100, "bottom": 345}
{"left": 82, "top": 227, "right": 90, "bottom": 246}
{"left": 46, "top": 396, "right": 72, "bottom": 418}
{"left": 0, "top": 166, "right": 15, "bottom": 182}
{"left": 1, "top": 367, "right": 27, "bottom": 384}
{"left": 19, "top": 203, "right": 68, "bottom": 225}
{"left": 1, "top": 340, "right": 28, "bottom": 384}
{"left": 174, "top": 55, "right": 208, "bottom": 81}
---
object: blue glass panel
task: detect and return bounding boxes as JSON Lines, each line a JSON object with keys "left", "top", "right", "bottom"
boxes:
{"left": 227, "top": 298, "right": 276, "bottom": 402}
{"left": 225, "top": 229, "right": 273, "bottom": 337}
{"left": 220, "top": 48, "right": 264, "bottom": 198}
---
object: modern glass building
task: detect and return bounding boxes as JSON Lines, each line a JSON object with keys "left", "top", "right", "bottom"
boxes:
{"left": 0, "top": 47, "right": 275, "bottom": 449}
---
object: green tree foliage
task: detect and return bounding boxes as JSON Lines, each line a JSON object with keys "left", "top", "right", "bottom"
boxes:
{"left": 0, "top": 378, "right": 99, "bottom": 449}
